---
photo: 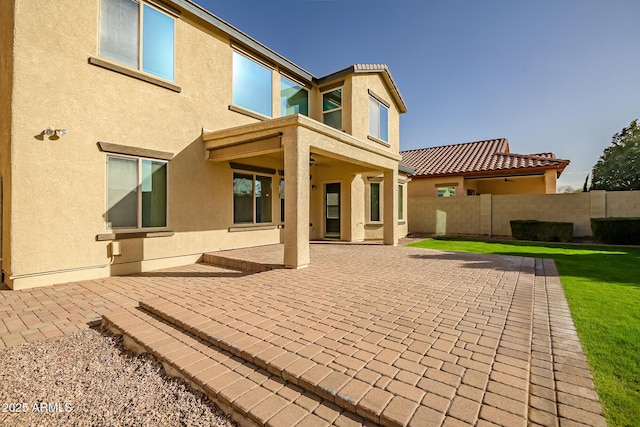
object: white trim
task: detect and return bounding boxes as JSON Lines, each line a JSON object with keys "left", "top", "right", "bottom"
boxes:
{"left": 105, "top": 153, "right": 169, "bottom": 232}
{"left": 231, "top": 171, "right": 275, "bottom": 226}
{"left": 98, "top": 0, "right": 176, "bottom": 82}
{"left": 321, "top": 87, "right": 343, "bottom": 131}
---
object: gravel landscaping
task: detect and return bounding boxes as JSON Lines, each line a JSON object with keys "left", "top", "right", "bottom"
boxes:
{"left": 0, "top": 328, "right": 236, "bottom": 427}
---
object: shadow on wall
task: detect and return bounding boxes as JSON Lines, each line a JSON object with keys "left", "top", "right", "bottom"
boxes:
{"left": 102, "top": 136, "right": 234, "bottom": 234}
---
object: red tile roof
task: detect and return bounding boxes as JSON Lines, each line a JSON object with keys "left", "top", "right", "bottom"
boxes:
{"left": 400, "top": 139, "right": 569, "bottom": 178}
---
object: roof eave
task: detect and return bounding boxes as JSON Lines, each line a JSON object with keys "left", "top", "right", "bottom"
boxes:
{"left": 316, "top": 65, "right": 408, "bottom": 114}
{"left": 173, "top": 0, "right": 315, "bottom": 83}
{"left": 410, "top": 164, "right": 569, "bottom": 180}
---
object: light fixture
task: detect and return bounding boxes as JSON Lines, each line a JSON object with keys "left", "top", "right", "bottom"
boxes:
{"left": 42, "top": 128, "right": 67, "bottom": 138}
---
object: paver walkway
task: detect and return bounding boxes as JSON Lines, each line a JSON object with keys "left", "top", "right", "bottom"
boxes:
{"left": 0, "top": 244, "right": 606, "bottom": 426}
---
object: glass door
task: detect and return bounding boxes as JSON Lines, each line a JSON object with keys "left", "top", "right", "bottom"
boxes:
{"left": 325, "top": 183, "right": 340, "bottom": 238}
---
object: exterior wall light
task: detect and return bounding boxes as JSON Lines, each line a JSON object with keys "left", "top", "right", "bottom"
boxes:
{"left": 42, "top": 128, "right": 67, "bottom": 137}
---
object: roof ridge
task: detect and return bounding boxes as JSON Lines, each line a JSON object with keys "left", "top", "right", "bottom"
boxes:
{"left": 400, "top": 138, "right": 507, "bottom": 153}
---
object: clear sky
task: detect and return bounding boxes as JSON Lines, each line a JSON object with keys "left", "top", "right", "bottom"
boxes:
{"left": 193, "top": 0, "right": 640, "bottom": 189}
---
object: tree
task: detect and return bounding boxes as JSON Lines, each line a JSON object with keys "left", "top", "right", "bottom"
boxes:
{"left": 591, "top": 120, "right": 640, "bottom": 191}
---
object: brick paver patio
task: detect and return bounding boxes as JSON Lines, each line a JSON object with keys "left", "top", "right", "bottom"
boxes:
{"left": 0, "top": 243, "right": 606, "bottom": 426}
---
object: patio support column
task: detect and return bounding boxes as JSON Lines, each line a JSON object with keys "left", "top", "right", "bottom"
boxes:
{"left": 383, "top": 168, "right": 398, "bottom": 246}
{"left": 283, "top": 128, "right": 310, "bottom": 268}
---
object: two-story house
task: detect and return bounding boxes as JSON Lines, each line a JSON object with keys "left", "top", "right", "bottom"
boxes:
{"left": 0, "top": 0, "right": 410, "bottom": 289}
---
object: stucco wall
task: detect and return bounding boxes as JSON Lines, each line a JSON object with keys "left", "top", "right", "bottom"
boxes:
{"left": 606, "top": 191, "right": 640, "bottom": 217}
{"left": 408, "top": 171, "right": 556, "bottom": 198}
{"left": 0, "top": 0, "right": 14, "bottom": 274}
{"left": 409, "top": 191, "right": 640, "bottom": 237}
{"left": 6, "top": 0, "right": 405, "bottom": 288}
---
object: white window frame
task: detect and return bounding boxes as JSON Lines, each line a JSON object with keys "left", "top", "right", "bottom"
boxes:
{"left": 106, "top": 154, "right": 169, "bottom": 231}
{"left": 232, "top": 172, "right": 274, "bottom": 224}
{"left": 398, "top": 184, "right": 404, "bottom": 220}
{"left": 322, "top": 87, "right": 343, "bottom": 130}
{"left": 369, "top": 95, "right": 389, "bottom": 142}
{"left": 437, "top": 187, "right": 456, "bottom": 197}
{"left": 98, "top": 0, "right": 176, "bottom": 81}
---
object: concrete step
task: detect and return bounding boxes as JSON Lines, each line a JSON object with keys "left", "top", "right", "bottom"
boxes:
{"left": 139, "top": 296, "right": 430, "bottom": 426}
{"left": 202, "top": 253, "right": 283, "bottom": 273}
{"left": 102, "top": 307, "right": 372, "bottom": 427}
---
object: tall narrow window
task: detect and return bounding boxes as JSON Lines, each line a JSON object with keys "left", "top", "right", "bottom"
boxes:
{"left": 398, "top": 184, "right": 404, "bottom": 220}
{"left": 255, "top": 176, "right": 272, "bottom": 223}
{"left": 322, "top": 88, "right": 342, "bottom": 130}
{"left": 369, "top": 96, "right": 389, "bottom": 142}
{"left": 100, "top": 0, "right": 175, "bottom": 81}
{"left": 107, "top": 155, "right": 168, "bottom": 229}
{"left": 370, "top": 183, "right": 380, "bottom": 222}
{"left": 233, "top": 51, "right": 273, "bottom": 117}
{"left": 280, "top": 179, "right": 285, "bottom": 222}
{"left": 281, "top": 77, "right": 308, "bottom": 117}
{"left": 233, "top": 173, "right": 273, "bottom": 224}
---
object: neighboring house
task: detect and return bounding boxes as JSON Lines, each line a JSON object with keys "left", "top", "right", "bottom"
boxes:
{"left": 0, "top": 0, "right": 410, "bottom": 289}
{"left": 401, "top": 139, "right": 569, "bottom": 198}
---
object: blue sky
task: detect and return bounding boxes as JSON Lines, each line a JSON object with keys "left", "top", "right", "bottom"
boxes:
{"left": 194, "top": 0, "right": 640, "bottom": 189}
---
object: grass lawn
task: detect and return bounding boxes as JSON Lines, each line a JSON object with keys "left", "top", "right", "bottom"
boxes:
{"left": 407, "top": 237, "right": 640, "bottom": 427}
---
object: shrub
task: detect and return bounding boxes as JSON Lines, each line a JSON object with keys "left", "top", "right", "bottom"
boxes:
{"left": 510, "top": 220, "right": 573, "bottom": 242}
{"left": 591, "top": 217, "right": 640, "bottom": 245}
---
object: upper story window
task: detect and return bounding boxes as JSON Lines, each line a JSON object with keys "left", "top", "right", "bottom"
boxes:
{"left": 99, "top": 0, "right": 175, "bottom": 81}
{"left": 107, "top": 155, "right": 168, "bottom": 229}
{"left": 322, "top": 88, "right": 342, "bottom": 130}
{"left": 369, "top": 96, "right": 389, "bottom": 142}
{"left": 233, "top": 51, "right": 273, "bottom": 117}
{"left": 281, "top": 77, "right": 308, "bottom": 117}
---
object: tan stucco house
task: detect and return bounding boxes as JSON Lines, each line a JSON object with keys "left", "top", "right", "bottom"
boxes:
{"left": 401, "top": 139, "right": 569, "bottom": 198}
{"left": 0, "top": 0, "right": 411, "bottom": 289}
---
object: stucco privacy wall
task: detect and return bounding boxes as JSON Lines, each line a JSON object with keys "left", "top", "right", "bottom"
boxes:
{"left": 409, "top": 191, "right": 640, "bottom": 237}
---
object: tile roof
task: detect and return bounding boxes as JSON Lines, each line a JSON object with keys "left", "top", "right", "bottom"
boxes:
{"left": 400, "top": 139, "right": 569, "bottom": 177}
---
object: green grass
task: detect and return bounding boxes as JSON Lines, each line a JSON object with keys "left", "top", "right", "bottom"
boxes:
{"left": 407, "top": 237, "right": 640, "bottom": 427}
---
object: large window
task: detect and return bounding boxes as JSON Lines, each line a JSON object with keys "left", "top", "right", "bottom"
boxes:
{"left": 233, "top": 173, "right": 273, "bottom": 224}
{"left": 233, "top": 51, "right": 272, "bottom": 117}
{"left": 107, "top": 155, "right": 167, "bottom": 229}
{"left": 322, "top": 88, "right": 342, "bottom": 130}
{"left": 370, "top": 183, "right": 380, "bottom": 222}
{"left": 281, "top": 77, "right": 308, "bottom": 117}
{"left": 100, "top": 0, "right": 175, "bottom": 81}
{"left": 369, "top": 96, "right": 389, "bottom": 142}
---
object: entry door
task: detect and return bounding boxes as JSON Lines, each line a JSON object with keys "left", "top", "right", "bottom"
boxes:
{"left": 325, "top": 183, "right": 340, "bottom": 238}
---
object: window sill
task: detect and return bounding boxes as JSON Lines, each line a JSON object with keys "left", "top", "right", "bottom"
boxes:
{"left": 228, "top": 224, "right": 281, "bottom": 232}
{"left": 88, "top": 57, "right": 181, "bottom": 93}
{"left": 367, "top": 135, "right": 390, "bottom": 147}
{"left": 229, "top": 104, "right": 271, "bottom": 121}
{"left": 365, "top": 222, "right": 383, "bottom": 227}
{"left": 96, "top": 230, "right": 175, "bottom": 241}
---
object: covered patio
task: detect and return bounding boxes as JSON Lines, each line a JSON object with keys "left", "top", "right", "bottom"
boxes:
{"left": 203, "top": 114, "right": 402, "bottom": 269}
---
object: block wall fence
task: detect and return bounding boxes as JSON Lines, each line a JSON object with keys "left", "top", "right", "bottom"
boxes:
{"left": 408, "top": 190, "right": 640, "bottom": 237}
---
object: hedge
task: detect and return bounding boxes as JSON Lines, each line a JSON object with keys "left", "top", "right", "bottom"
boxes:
{"left": 510, "top": 220, "right": 574, "bottom": 243}
{"left": 591, "top": 217, "right": 640, "bottom": 245}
